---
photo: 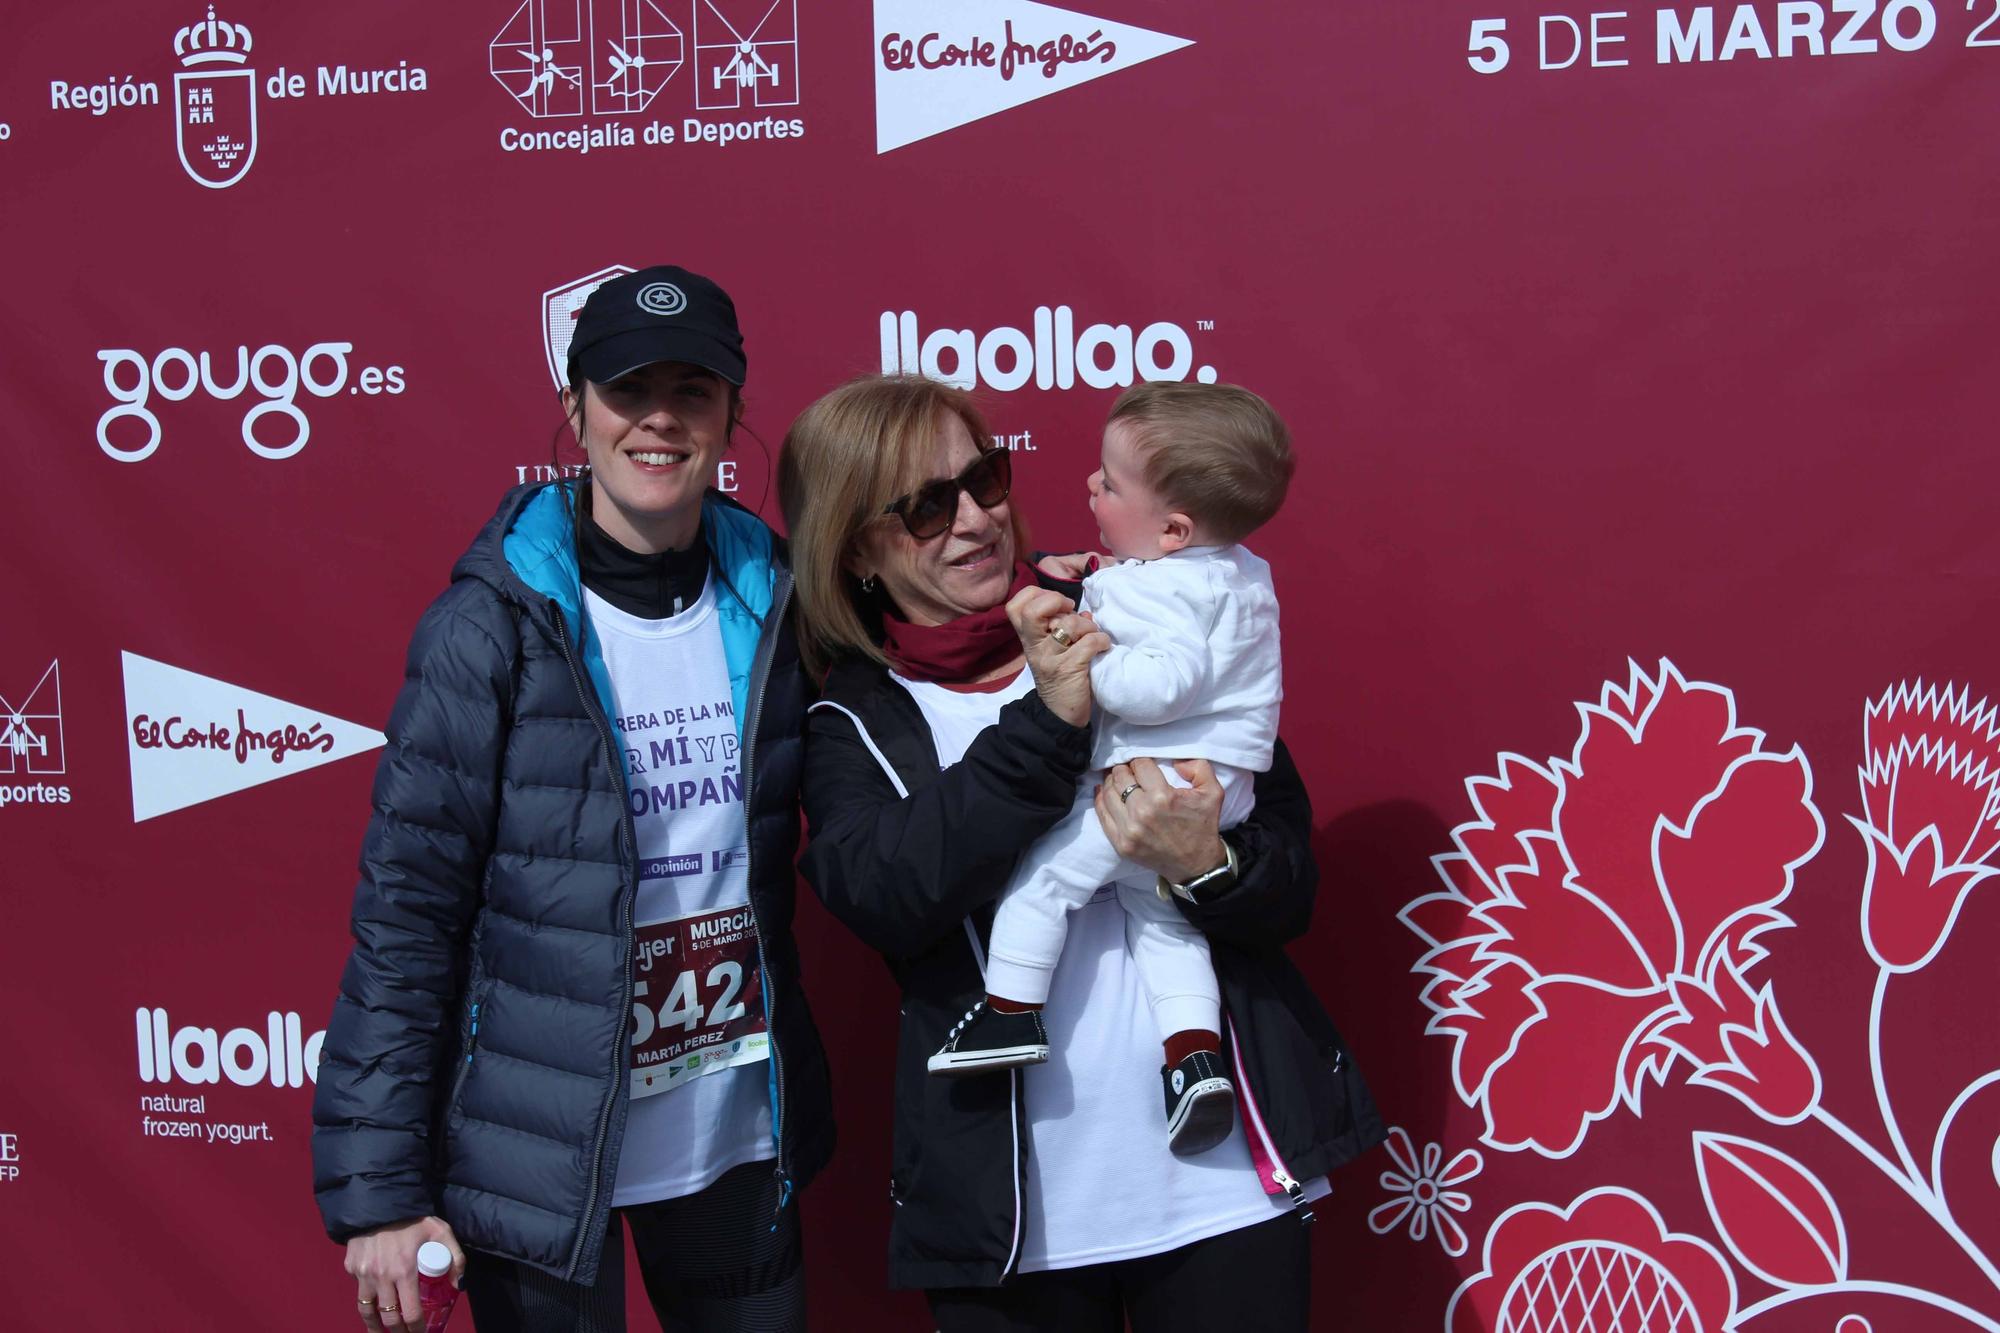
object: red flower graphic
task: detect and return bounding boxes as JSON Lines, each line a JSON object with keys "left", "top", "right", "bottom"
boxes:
{"left": 1447, "top": 1188, "right": 1737, "bottom": 1333}
{"left": 1651, "top": 945, "right": 1819, "bottom": 1124}
{"left": 1402, "top": 660, "right": 1826, "bottom": 1155}
{"left": 1854, "top": 682, "right": 2000, "bottom": 971}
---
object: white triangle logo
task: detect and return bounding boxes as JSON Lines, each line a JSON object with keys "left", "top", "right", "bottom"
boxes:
{"left": 873, "top": 0, "right": 1192, "bottom": 153}
{"left": 122, "top": 651, "right": 386, "bottom": 823}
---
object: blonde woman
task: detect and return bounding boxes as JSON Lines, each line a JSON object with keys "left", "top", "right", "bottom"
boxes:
{"left": 778, "top": 375, "right": 1380, "bottom": 1331}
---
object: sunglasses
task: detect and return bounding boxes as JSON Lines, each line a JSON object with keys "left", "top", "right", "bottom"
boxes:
{"left": 881, "top": 446, "right": 1013, "bottom": 540}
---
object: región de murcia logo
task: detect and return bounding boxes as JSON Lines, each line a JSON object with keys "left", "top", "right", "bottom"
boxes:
{"left": 173, "top": 5, "right": 259, "bottom": 188}
{"left": 48, "top": 6, "right": 429, "bottom": 188}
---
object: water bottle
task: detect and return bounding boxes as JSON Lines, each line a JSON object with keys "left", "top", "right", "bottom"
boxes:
{"left": 416, "top": 1240, "right": 459, "bottom": 1332}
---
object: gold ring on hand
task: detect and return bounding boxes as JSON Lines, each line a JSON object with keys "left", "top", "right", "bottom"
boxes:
{"left": 1049, "top": 625, "right": 1074, "bottom": 648}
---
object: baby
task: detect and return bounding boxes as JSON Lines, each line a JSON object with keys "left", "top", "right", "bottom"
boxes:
{"left": 928, "top": 380, "right": 1291, "bottom": 1157}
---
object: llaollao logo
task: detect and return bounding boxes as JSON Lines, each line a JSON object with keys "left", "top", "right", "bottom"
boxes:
{"left": 136, "top": 1006, "right": 325, "bottom": 1088}
{"left": 880, "top": 304, "right": 1218, "bottom": 391}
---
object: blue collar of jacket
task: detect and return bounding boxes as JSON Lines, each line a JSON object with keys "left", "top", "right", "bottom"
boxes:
{"left": 497, "top": 482, "right": 777, "bottom": 768}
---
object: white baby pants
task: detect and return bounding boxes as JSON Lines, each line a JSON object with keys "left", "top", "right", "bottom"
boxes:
{"left": 983, "top": 764, "right": 1255, "bottom": 1041}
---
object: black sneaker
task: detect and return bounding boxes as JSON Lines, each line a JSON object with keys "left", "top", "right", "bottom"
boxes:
{"left": 1163, "top": 1051, "right": 1235, "bottom": 1155}
{"left": 927, "top": 1001, "right": 1050, "bottom": 1077}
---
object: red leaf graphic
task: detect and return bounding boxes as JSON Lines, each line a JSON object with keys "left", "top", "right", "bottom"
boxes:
{"left": 1694, "top": 1132, "right": 1847, "bottom": 1288}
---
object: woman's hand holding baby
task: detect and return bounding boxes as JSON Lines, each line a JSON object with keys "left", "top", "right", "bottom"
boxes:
{"left": 1007, "top": 585, "right": 1109, "bottom": 728}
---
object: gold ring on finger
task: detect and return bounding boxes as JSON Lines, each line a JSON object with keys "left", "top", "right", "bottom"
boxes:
{"left": 1049, "top": 625, "right": 1073, "bottom": 648}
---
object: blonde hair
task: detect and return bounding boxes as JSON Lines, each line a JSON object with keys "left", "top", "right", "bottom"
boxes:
{"left": 779, "top": 375, "right": 1030, "bottom": 677}
{"left": 1107, "top": 382, "right": 1294, "bottom": 543}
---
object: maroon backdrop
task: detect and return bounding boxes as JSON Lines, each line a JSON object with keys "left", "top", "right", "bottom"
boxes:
{"left": 5, "top": 0, "right": 1998, "bottom": 1328}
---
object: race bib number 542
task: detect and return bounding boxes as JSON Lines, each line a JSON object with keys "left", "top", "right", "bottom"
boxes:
{"left": 628, "top": 904, "right": 769, "bottom": 1099}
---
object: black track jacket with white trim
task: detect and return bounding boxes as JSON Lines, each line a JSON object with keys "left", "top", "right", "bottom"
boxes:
{"left": 799, "top": 633, "right": 1384, "bottom": 1291}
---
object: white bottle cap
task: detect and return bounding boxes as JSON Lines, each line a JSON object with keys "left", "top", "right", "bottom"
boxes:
{"left": 417, "top": 1241, "right": 453, "bottom": 1279}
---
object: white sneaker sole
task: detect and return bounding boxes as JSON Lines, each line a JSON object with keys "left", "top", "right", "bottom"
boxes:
{"left": 1168, "top": 1077, "right": 1235, "bottom": 1155}
{"left": 927, "top": 1044, "right": 1050, "bottom": 1077}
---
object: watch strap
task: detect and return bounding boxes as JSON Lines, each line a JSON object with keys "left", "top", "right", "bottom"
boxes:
{"left": 1157, "top": 837, "right": 1240, "bottom": 905}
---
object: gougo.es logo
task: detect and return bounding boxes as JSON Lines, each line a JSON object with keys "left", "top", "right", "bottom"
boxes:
{"left": 96, "top": 342, "right": 406, "bottom": 462}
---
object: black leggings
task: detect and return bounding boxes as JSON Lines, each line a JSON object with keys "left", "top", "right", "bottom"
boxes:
{"left": 462, "top": 1160, "right": 804, "bottom": 1333}
{"left": 927, "top": 1212, "right": 1313, "bottom": 1332}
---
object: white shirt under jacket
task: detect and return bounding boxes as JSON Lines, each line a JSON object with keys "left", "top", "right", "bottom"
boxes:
{"left": 586, "top": 582, "right": 774, "bottom": 1208}
{"left": 893, "top": 670, "right": 1328, "bottom": 1273}
{"left": 1082, "top": 545, "right": 1281, "bottom": 773}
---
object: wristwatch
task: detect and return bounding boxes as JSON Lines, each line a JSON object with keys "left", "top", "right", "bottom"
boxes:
{"left": 1158, "top": 837, "right": 1240, "bottom": 905}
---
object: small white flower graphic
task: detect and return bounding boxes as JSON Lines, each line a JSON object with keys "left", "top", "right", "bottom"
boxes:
{"left": 1368, "top": 1126, "right": 1482, "bottom": 1257}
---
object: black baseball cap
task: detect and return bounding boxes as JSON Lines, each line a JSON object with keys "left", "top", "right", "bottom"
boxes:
{"left": 567, "top": 265, "right": 747, "bottom": 386}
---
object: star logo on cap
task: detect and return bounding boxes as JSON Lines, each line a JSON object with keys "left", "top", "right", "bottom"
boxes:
{"left": 636, "top": 282, "right": 688, "bottom": 317}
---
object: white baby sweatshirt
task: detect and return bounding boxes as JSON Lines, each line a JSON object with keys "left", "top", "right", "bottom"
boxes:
{"left": 1081, "top": 544, "right": 1281, "bottom": 773}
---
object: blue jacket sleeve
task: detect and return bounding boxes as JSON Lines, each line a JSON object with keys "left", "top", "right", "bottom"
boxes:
{"left": 310, "top": 585, "right": 515, "bottom": 1242}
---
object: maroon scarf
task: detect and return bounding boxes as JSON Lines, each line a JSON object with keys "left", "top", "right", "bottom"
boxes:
{"left": 879, "top": 562, "right": 1040, "bottom": 683}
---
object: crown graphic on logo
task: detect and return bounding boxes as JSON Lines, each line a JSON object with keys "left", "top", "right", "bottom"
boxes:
{"left": 205, "top": 135, "right": 247, "bottom": 167}
{"left": 174, "top": 5, "right": 253, "bottom": 67}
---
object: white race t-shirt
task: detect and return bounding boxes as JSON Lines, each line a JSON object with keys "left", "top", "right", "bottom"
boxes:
{"left": 589, "top": 582, "right": 774, "bottom": 1208}
{"left": 890, "top": 671, "right": 1330, "bottom": 1271}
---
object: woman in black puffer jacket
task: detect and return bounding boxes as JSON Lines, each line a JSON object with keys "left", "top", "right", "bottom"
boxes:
{"left": 310, "top": 267, "right": 831, "bottom": 1333}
